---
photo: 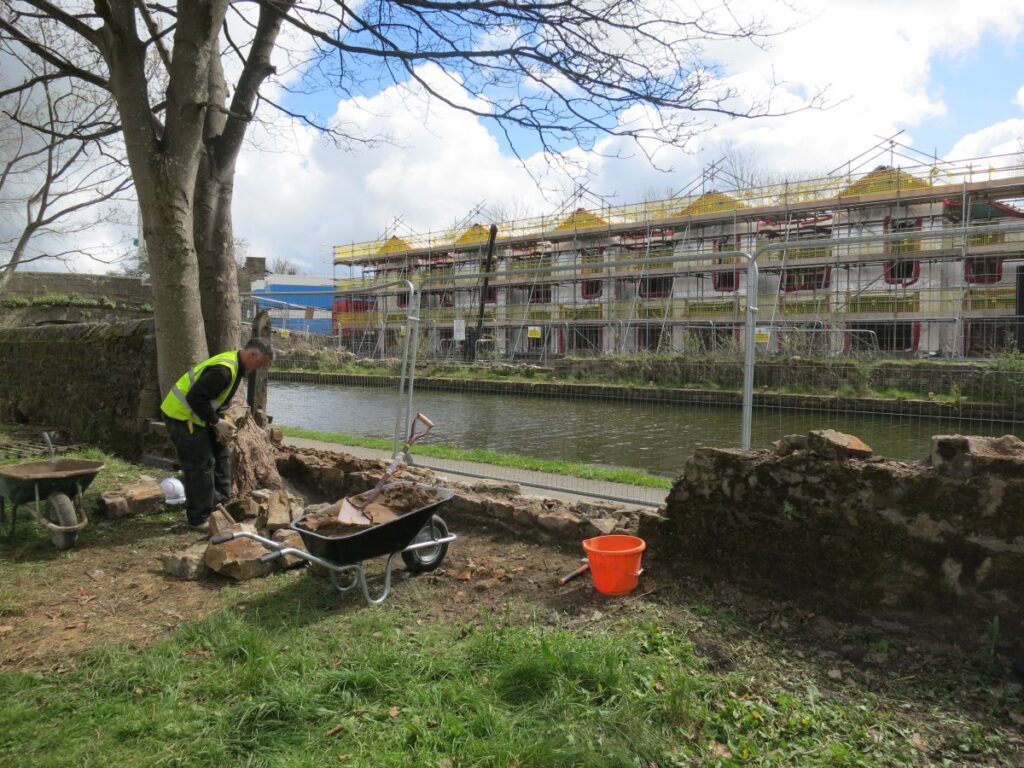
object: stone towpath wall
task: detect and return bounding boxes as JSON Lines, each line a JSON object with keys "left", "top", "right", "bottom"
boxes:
{"left": 645, "top": 430, "right": 1024, "bottom": 641}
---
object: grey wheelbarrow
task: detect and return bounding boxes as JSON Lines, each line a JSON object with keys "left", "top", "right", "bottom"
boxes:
{"left": 0, "top": 458, "right": 103, "bottom": 550}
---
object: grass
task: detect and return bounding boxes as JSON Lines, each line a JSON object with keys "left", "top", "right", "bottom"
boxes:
{"left": 0, "top": 606, "right": 947, "bottom": 768}
{"left": 279, "top": 426, "right": 673, "bottom": 489}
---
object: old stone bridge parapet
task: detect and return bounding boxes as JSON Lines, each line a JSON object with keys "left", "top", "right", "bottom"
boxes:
{"left": 644, "top": 430, "right": 1024, "bottom": 641}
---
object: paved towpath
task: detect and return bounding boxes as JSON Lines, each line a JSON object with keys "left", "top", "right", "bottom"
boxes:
{"left": 282, "top": 435, "right": 667, "bottom": 509}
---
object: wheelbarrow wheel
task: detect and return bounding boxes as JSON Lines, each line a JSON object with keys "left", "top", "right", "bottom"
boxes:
{"left": 45, "top": 492, "right": 79, "bottom": 550}
{"left": 402, "top": 515, "right": 449, "bottom": 574}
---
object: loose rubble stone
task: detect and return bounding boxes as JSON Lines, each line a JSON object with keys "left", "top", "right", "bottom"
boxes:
{"left": 205, "top": 522, "right": 271, "bottom": 580}
{"left": 207, "top": 505, "right": 237, "bottom": 537}
{"left": 99, "top": 480, "right": 165, "bottom": 518}
{"left": 773, "top": 434, "right": 808, "bottom": 456}
{"left": 160, "top": 542, "right": 209, "bottom": 580}
{"left": 807, "top": 429, "right": 873, "bottom": 459}
{"left": 580, "top": 516, "right": 619, "bottom": 538}
{"left": 271, "top": 528, "right": 308, "bottom": 569}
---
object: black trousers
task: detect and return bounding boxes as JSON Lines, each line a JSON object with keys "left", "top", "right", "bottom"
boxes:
{"left": 164, "top": 416, "right": 231, "bottom": 525}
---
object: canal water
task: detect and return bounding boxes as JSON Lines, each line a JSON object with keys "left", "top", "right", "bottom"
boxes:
{"left": 269, "top": 381, "right": 1021, "bottom": 478}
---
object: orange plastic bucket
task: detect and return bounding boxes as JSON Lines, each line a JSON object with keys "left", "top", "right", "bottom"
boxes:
{"left": 582, "top": 535, "right": 646, "bottom": 595}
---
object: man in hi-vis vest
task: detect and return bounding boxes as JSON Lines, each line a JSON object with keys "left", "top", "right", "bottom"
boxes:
{"left": 160, "top": 338, "right": 274, "bottom": 531}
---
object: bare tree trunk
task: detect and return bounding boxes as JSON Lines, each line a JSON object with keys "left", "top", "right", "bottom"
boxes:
{"left": 194, "top": 163, "right": 241, "bottom": 354}
{"left": 194, "top": 47, "right": 241, "bottom": 354}
{"left": 143, "top": 178, "right": 209, "bottom": 395}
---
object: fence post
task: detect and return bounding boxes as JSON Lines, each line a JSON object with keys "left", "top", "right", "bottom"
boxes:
{"left": 248, "top": 309, "right": 272, "bottom": 426}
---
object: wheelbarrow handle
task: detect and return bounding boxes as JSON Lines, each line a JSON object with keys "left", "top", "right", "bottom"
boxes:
{"left": 210, "top": 532, "right": 235, "bottom": 545}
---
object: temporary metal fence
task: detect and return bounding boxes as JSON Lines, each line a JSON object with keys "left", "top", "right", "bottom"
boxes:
{"left": 250, "top": 223, "right": 1024, "bottom": 507}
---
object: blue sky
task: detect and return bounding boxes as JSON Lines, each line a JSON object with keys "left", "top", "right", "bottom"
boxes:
{"left": 921, "top": 30, "right": 1023, "bottom": 158}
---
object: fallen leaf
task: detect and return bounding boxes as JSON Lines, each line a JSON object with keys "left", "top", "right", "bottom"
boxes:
{"left": 910, "top": 733, "right": 928, "bottom": 751}
{"left": 827, "top": 668, "right": 843, "bottom": 681}
{"left": 654, "top": 680, "right": 666, "bottom": 692}
{"left": 388, "top": 706, "right": 400, "bottom": 719}
{"left": 456, "top": 570, "right": 473, "bottom": 582}
{"left": 325, "top": 724, "right": 344, "bottom": 737}
{"left": 0, "top": 625, "right": 14, "bottom": 634}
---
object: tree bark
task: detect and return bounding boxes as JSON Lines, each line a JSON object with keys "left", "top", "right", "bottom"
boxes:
{"left": 194, "top": 45, "right": 241, "bottom": 354}
{"left": 194, "top": 161, "right": 241, "bottom": 355}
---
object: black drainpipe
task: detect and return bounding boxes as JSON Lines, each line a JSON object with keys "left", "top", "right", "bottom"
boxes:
{"left": 1018, "top": 263, "right": 1024, "bottom": 352}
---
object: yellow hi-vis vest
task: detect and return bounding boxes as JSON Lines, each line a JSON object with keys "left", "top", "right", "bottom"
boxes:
{"left": 160, "top": 351, "right": 240, "bottom": 426}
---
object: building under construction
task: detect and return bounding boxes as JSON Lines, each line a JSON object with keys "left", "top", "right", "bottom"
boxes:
{"left": 331, "top": 149, "right": 1024, "bottom": 360}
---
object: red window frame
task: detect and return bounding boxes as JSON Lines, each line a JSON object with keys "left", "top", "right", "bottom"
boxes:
{"left": 483, "top": 286, "right": 497, "bottom": 304}
{"left": 581, "top": 280, "right": 603, "bottom": 299}
{"left": 965, "top": 256, "right": 1003, "bottom": 284}
{"left": 883, "top": 259, "right": 920, "bottom": 286}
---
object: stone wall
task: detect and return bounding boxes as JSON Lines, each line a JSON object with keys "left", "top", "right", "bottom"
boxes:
{"left": 0, "top": 320, "right": 160, "bottom": 455}
{"left": 276, "top": 446, "right": 655, "bottom": 545}
{"left": 4, "top": 271, "right": 153, "bottom": 307}
{"left": 647, "top": 431, "right": 1024, "bottom": 641}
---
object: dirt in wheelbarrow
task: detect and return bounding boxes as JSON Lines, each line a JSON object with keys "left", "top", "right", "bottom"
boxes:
{"left": 298, "top": 484, "right": 439, "bottom": 537}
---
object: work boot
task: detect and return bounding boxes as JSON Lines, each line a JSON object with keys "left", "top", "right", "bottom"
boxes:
{"left": 188, "top": 519, "right": 211, "bottom": 535}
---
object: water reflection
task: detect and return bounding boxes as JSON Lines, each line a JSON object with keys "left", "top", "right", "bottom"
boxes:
{"left": 268, "top": 382, "right": 1021, "bottom": 477}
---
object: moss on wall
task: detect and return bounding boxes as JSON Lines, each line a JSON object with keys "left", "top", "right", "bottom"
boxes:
{"left": 0, "top": 320, "right": 160, "bottom": 455}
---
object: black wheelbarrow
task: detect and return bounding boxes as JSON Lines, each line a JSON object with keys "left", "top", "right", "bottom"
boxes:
{"left": 212, "top": 482, "right": 456, "bottom": 604}
{"left": 0, "top": 458, "right": 104, "bottom": 550}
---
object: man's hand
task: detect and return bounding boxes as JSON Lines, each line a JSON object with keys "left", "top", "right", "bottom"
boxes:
{"left": 212, "top": 419, "right": 238, "bottom": 443}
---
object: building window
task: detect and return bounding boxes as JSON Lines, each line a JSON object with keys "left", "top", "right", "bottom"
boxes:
{"left": 965, "top": 256, "right": 1003, "bottom": 284}
{"left": 884, "top": 215, "right": 923, "bottom": 255}
{"left": 570, "top": 325, "right": 602, "bottom": 355}
{"left": 483, "top": 286, "right": 497, "bottom": 304}
{"left": 639, "top": 276, "right": 672, "bottom": 298}
{"left": 581, "top": 280, "right": 603, "bottom": 300}
{"left": 530, "top": 285, "right": 552, "bottom": 303}
{"left": 883, "top": 258, "right": 920, "bottom": 286}
{"left": 637, "top": 325, "right": 665, "bottom": 352}
{"left": 396, "top": 292, "right": 408, "bottom": 308}
{"left": 783, "top": 267, "right": 831, "bottom": 292}
{"left": 712, "top": 237, "right": 740, "bottom": 292}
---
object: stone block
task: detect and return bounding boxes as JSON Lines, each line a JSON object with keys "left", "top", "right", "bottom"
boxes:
{"left": 205, "top": 522, "right": 271, "bottom": 580}
{"left": 160, "top": 542, "right": 209, "bottom": 580}
{"left": 265, "top": 489, "right": 292, "bottom": 531}
{"left": 534, "top": 510, "right": 582, "bottom": 538}
{"left": 580, "top": 516, "right": 619, "bottom": 538}
{"left": 807, "top": 429, "right": 873, "bottom": 460}
{"left": 99, "top": 480, "right": 165, "bottom": 518}
{"left": 271, "top": 528, "right": 308, "bottom": 569}
{"left": 208, "top": 505, "right": 237, "bottom": 537}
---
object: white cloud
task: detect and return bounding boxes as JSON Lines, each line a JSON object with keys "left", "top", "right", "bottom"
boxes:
{"left": 1015, "top": 85, "right": 1024, "bottom": 110}
{"left": 947, "top": 119, "right": 1024, "bottom": 159}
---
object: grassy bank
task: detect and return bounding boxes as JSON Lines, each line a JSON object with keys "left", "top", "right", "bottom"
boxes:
{"left": 0, "top": 604, "right": 995, "bottom": 768}
{"left": 280, "top": 425, "right": 674, "bottom": 489}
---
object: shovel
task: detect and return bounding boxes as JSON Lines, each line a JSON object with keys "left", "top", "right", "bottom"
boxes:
{"left": 337, "top": 413, "right": 434, "bottom": 525}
